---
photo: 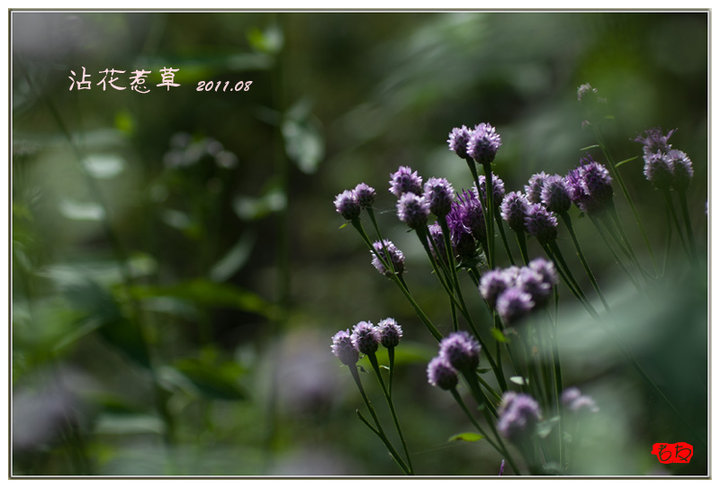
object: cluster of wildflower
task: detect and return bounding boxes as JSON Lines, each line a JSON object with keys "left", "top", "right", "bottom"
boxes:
{"left": 333, "top": 182, "right": 377, "bottom": 221}
{"left": 426, "top": 331, "right": 481, "bottom": 390}
{"left": 331, "top": 318, "right": 404, "bottom": 366}
{"left": 496, "top": 392, "right": 542, "bottom": 442}
{"left": 479, "top": 259, "right": 558, "bottom": 324}
{"left": 447, "top": 123, "right": 503, "bottom": 164}
{"left": 561, "top": 387, "right": 599, "bottom": 414}
{"left": 500, "top": 190, "right": 559, "bottom": 244}
{"left": 635, "top": 128, "right": 694, "bottom": 192}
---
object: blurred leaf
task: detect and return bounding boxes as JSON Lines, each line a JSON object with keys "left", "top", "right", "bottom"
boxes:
{"left": 510, "top": 376, "right": 528, "bottom": 386}
{"left": 579, "top": 144, "right": 600, "bottom": 151}
{"left": 114, "top": 110, "right": 135, "bottom": 135}
{"left": 247, "top": 24, "right": 284, "bottom": 55}
{"left": 129, "top": 279, "right": 277, "bottom": 318}
{"left": 95, "top": 414, "right": 163, "bottom": 435}
{"left": 209, "top": 231, "right": 256, "bottom": 282}
{"left": 84, "top": 153, "right": 125, "bottom": 179}
{"left": 615, "top": 156, "right": 639, "bottom": 168}
{"left": 233, "top": 187, "right": 286, "bottom": 221}
{"left": 491, "top": 328, "right": 509, "bottom": 343}
{"left": 173, "top": 357, "right": 247, "bottom": 400}
{"left": 59, "top": 199, "right": 105, "bottom": 221}
{"left": 282, "top": 102, "right": 325, "bottom": 174}
{"left": 536, "top": 416, "right": 560, "bottom": 439}
{"left": 448, "top": 432, "right": 484, "bottom": 442}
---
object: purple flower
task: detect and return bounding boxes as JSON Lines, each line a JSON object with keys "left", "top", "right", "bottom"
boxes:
{"left": 439, "top": 331, "right": 481, "bottom": 372}
{"left": 561, "top": 387, "right": 599, "bottom": 413}
{"left": 643, "top": 152, "right": 674, "bottom": 190}
{"left": 331, "top": 329, "right": 359, "bottom": 366}
{"left": 427, "top": 222, "right": 448, "bottom": 263}
{"left": 525, "top": 172, "right": 550, "bottom": 204}
{"left": 635, "top": 127, "right": 676, "bottom": 155}
{"left": 528, "top": 258, "right": 558, "bottom": 288}
{"left": 447, "top": 125, "right": 472, "bottom": 159}
{"left": 479, "top": 269, "right": 514, "bottom": 308}
{"left": 397, "top": 193, "right": 430, "bottom": 229}
{"left": 454, "top": 190, "right": 486, "bottom": 242}
{"left": 353, "top": 182, "right": 376, "bottom": 209}
{"left": 334, "top": 190, "right": 361, "bottom": 221}
{"left": 466, "top": 123, "right": 502, "bottom": 165}
{"left": 566, "top": 159, "right": 613, "bottom": 215}
{"left": 475, "top": 173, "right": 506, "bottom": 208}
{"left": 376, "top": 318, "right": 403, "bottom": 348}
{"left": 525, "top": 203, "right": 558, "bottom": 244}
{"left": 577, "top": 83, "right": 598, "bottom": 101}
{"left": 350, "top": 321, "right": 380, "bottom": 355}
{"left": 445, "top": 207, "right": 477, "bottom": 262}
{"left": 389, "top": 166, "right": 423, "bottom": 198}
{"left": 427, "top": 356, "right": 459, "bottom": 390}
{"left": 516, "top": 267, "right": 552, "bottom": 308}
{"left": 496, "top": 287, "right": 534, "bottom": 324}
{"left": 497, "top": 392, "right": 541, "bottom": 442}
{"left": 371, "top": 239, "right": 405, "bottom": 277}
{"left": 667, "top": 149, "right": 694, "bottom": 192}
{"left": 500, "top": 191, "right": 530, "bottom": 233}
{"left": 541, "top": 174, "right": 572, "bottom": 214}
{"left": 424, "top": 177, "right": 455, "bottom": 217}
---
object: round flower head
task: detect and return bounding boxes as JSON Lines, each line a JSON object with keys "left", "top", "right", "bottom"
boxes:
{"left": 525, "top": 203, "right": 558, "bottom": 244}
{"left": 541, "top": 174, "right": 572, "bottom": 214}
{"left": 643, "top": 152, "right": 674, "bottom": 190}
{"left": 577, "top": 83, "right": 598, "bottom": 102}
{"left": 525, "top": 172, "right": 550, "bottom": 204}
{"left": 497, "top": 392, "right": 541, "bottom": 442}
{"left": 479, "top": 269, "right": 514, "bottom": 308}
{"left": 475, "top": 173, "right": 506, "bottom": 208}
{"left": 501, "top": 191, "right": 530, "bottom": 233}
{"left": 371, "top": 239, "right": 405, "bottom": 277}
{"left": 560, "top": 386, "right": 581, "bottom": 405}
{"left": 397, "top": 193, "right": 430, "bottom": 229}
{"left": 496, "top": 287, "right": 534, "bottom": 324}
{"left": 376, "top": 318, "right": 403, "bottom": 348}
{"left": 565, "top": 167, "right": 589, "bottom": 212}
{"left": 350, "top": 321, "right": 379, "bottom": 355}
{"left": 454, "top": 190, "right": 486, "bottom": 242}
{"left": 516, "top": 267, "right": 552, "bottom": 308}
{"left": 667, "top": 149, "right": 694, "bottom": 192}
{"left": 528, "top": 258, "right": 558, "bottom": 288}
{"left": 389, "top": 165, "right": 423, "bottom": 198}
{"left": 634, "top": 127, "right": 676, "bottom": 155}
{"left": 445, "top": 206, "right": 477, "bottom": 262}
{"left": 562, "top": 387, "right": 599, "bottom": 413}
{"left": 423, "top": 177, "right": 455, "bottom": 217}
{"left": 466, "top": 123, "right": 502, "bottom": 165}
{"left": 580, "top": 160, "right": 614, "bottom": 212}
{"left": 331, "top": 329, "right": 359, "bottom": 366}
{"left": 447, "top": 125, "right": 472, "bottom": 159}
{"left": 334, "top": 190, "right": 361, "bottom": 221}
{"left": 353, "top": 182, "right": 376, "bottom": 209}
{"left": 427, "top": 356, "right": 459, "bottom": 390}
{"left": 439, "top": 331, "right": 481, "bottom": 372}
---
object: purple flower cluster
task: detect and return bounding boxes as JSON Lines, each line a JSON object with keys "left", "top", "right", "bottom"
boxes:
{"left": 635, "top": 128, "right": 694, "bottom": 192}
{"left": 397, "top": 193, "right": 430, "bottom": 229}
{"left": 331, "top": 319, "right": 405, "bottom": 365}
{"left": 475, "top": 173, "right": 506, "bottom": 208}
{"left": 389, "top": 165, "right": 423, "bottom": 198}
{"left": 497, "top": 392, "right": 542, "bottom": 442}
{"left": 445, "top": 190, "right": 485, "bottom": 261}
{"left": 479, "top": 258, "right": 557, "bottom": 323}
{"left": 370, "top": 239, "right": 405, "bottom": 278}
{"left": 525, "top": 203, "right": 558, "bottom": 244}
{"left": 565, "top": 158, "right": 614, "bottom": 215}
{"left": 500, "top": 188, "right": 559, "bottom": 244}
{"left": 334, "top": 183, "right": 376, "bottom": 220}
{"left": 448, "top": 123, "right": 502, "bottom": 165}
{"left": 427, "top": 331, "right": 481, "bottom": 390}
{"left": 525, "top": 172, "right": 550, "bottom": 204}
{"left": 561, "top": 387, "right": 599, "bottom": 414}
{"left": 500, "top": 191, "right": 531, "bottom": 233}
{"left": 424, "top": 177, "right": 455, "bottom": 217}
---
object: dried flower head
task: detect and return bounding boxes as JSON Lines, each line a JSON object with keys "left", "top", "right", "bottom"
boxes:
{"left": 397, "top": 193, "right": 430, "bottom": 229}
{"left": 350, "top": 321, "right": 380, "bottom": 355}
{"left": 501, "top": 191, "right": 530, "bottom": 233}
{"left": 331, "top": 329, "right": 359, "bottom": 366}
{"left": 427, "top": 356, "right": 459, "bottom": 390}
{"left": 334, "top": 190, "right": 361, "bottom": 221}
{"left": 439, "top": 331, "right": 481, "bottom": 372}
{"left": 389, "top": 165, "right": 423, "bottom": 198}
{"left": 467, "top": 123, "right": 502, "bottom": 165}
{"left": 424, "top": 177, "right": 455, "bottom": 217}
{"left": 376, "top": 318, "right": 403, "bottom": 348}
{"left": 371, "top": 239, "right": 405, "bottom": 278}
{"left": 447, "top": 125, "right": 473, "bottom": 159}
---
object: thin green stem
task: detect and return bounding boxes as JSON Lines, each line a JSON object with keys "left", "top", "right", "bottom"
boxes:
{"left": 494, "top": 208, "right": 516, "bottom": 266}
{"left": 514, "top": 231, "right": 530, "bottom": 266}
{"left": 588, "top": 215, "right": 642, "bottom": 291}
{"left": 677, "top": 189, "right": 698, "bottom": 262}
{"left": 661, "top": 191, "right": 691, "bottom": 261}
{"left": 466, "top": 158, "right": 495, "bottom": 269}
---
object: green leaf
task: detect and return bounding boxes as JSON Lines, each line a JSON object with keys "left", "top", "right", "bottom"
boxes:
{"left": 247, "top": 24, "right": 284, "bottom": 55}
{"left": 491, "top": 328, "right": 509, "bottom": 343}
{"left": 536, "top": 416, "right": 560, "bottom": 439}
{"left": 59, "top": 199, "right": 105, "bottom": 221}
{"left": 209, "top": 232, "right": 256, "bottom": 282}
{"left": 448, "top": 432, "right": 484, "bottom": 443}
{"left": 338, "top": 223, "right": 348, "bottom": 230}
{"left": 510, "top": 375, "right": 529, "bottom": 386}
{"left": 579, "top": 144, "right": 600, "bottom": 151}
{"left": 129, "top": 279, "right": 277, "bottom": 318}
{"left": 615, "top": 156, "right": 640, "bottom": 168}
{"left": 282, "top": 118, "right": 324, "bottom": 174}
{"left": 173, "top": 358, "right": 248, "bottom": 401}
{"left": 233, "top": 187, "right": 286, "bottom": 221}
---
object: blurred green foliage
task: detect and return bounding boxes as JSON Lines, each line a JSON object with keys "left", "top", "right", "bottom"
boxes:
{"left": 11, "top": 11, "right": 707, "bottom": 476}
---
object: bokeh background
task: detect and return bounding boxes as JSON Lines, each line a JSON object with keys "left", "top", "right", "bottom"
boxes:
{"left": 11, "top": 11, "right": 708, "bottom": 476}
